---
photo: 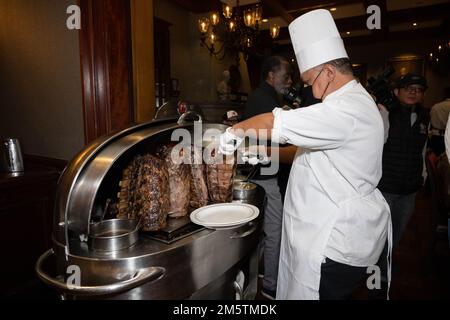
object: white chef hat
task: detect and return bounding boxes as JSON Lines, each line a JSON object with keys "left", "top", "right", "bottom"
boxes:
{"left": 289, "top": 9, "right": 348, "bottom": 74}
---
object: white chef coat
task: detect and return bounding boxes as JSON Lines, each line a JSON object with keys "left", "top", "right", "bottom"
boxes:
{"left": 431, "top": 99, "right": 450, "bottom": 131}
{"left": 272, "top": 80, "right": 391, "bottom": 300}
{"left": 445, "top": 113, "right": 450, "bottom": 162}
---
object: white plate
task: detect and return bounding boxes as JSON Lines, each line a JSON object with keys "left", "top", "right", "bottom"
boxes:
{"left": 190, "top": 203, "right": 259, "bottom": 229}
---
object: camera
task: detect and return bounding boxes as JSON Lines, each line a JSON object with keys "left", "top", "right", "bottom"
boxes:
{"left": 283, "top": 83, "right": 303, "bottom": 108}
{"left": 367, "top": 65, "right": 397, "bottom": 110}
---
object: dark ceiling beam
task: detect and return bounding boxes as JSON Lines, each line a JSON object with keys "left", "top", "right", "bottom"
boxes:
{"left": 281, "top": 0, "right": 361, "bottom": 13}
{"left": 169, "top": 0, "right": 281, "bottom": 20}
{"left": 272, "top": 2, "right": 450, "bottom": 40}
{"left": 338, "top": 2, "right": 450, "bottom": 31}
{"left": 389, "top": 2, "right": 450, "bottom": 22}
{"left": 170, "top": 0, "right": 222, "bottom": 14}
{"left": 261, "top": 0, "right": 294, "bottom": 24}
{"left": 270, "top": 26, "right": 447, "bottom": 52}
{"left": 343, "top": 26, "right": 447, "bottom": 46}
{"left": 271, "top": 1, "right": 450, "bottom": 23}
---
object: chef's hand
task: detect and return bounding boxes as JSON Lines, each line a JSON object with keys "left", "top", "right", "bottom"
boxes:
{"left": 239, "top": 148, "right": 270, "bottom": 165}
{"left": 218, "top": 127, "right": 245, "bottom": 156}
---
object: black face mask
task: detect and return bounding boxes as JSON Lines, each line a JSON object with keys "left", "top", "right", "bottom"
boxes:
{"left": 301, "top": 85, "right": 322, "bottom": 108}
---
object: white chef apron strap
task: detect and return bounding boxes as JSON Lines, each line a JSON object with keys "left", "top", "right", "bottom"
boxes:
{"left": 387, "top": 216, "right": 393, "bottom": 300}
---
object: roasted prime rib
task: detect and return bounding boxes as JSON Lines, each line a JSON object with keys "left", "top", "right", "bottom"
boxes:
{"left": 116, "top": 141, "right": 237, "bottom": 230}
{"left": 206, "top": 149, "right": 236, "bottom": 203}
{"left": 117, "top": 154, "right": 169, "bottom": 231}
{"left": 160, "top": 145, "right": 191, "bottom": 218}
{"left": 189, "top": 145, "right": 209, "bottom": 209}
{"left": 117, "top": 156, "right": 142, "bottom": 220}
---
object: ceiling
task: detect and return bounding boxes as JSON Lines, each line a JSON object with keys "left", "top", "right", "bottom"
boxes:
{"left": 169, "top": 0, "right": 450, "bottom": 45}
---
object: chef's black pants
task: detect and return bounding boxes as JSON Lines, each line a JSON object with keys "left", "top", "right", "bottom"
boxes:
{"left": 319, "top": 258, "right": 368, "bottom": 300}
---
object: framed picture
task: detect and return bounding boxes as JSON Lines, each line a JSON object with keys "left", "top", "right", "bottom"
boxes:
{"left": 388, "top": 55, "right": 425, "bottom": 79}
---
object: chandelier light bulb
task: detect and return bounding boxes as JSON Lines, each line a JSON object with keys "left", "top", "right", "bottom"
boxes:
{"left": 229, "top": 20, "right": 236, "bottom": 32}
{"left": 244, "top": 10, "right": 254, "bottom": 27}
{"left": 211, "top": 12, "right": 220, "bottom": 26}
{"left": 223, "top": 4, "right": 233, "bottom": 19}
{"left": 198, "top": 17, "right": 210, "bottom": 34}
{"left": 270, "top": 23, "right": 280, "bottom": 39}
{"left": 246, "top": 37, "right": 252, "bottom": 48}
{"left": 254, "top": 4, "right": 263, "bottom": 24}
{"left": 198, "top": 1, "right": 265, "bottom": 60}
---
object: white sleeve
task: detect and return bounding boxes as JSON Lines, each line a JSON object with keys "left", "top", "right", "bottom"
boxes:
{"left": 422, "top": 141, "right": 428, "bottom": 183}
{"left": 445, "top": 114, "right": 450, "bottom": 163}
{"left": 271, "top": 102, "right": 355, "bottom": 150}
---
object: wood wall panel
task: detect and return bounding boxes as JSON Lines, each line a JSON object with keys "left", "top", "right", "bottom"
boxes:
{"left": 79, "top": 0, "right": 134, "bottom": 144}
{"left": 131, "top": 0, "right": 156, "bottom": 123}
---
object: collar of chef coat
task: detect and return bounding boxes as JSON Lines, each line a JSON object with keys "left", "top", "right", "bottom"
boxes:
{"left": 322, "top": 79, "right": 357, "bottom": 102}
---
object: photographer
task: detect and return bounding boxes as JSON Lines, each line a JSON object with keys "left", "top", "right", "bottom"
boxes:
{"left": 369, "top": 73, "right": 429, "bottom": 298}
{"left": 377, "top": 73, "right": 429, "bottom": 250}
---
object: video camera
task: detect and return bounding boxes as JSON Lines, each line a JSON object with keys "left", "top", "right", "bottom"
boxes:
{"left": 283, "top": 83, "right": 303, "bottom": 108}
{"left": 367, "top": 65, "right": 397, "bottom": 110}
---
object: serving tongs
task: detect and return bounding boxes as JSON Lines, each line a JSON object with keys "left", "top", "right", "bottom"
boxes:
{"left": 242, "top": 164, "right": 259, "bottom": 183}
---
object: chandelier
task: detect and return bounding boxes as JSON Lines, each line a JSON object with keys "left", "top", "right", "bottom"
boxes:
{"left": 197, "top": 0, "right": 280, "bottom": 61}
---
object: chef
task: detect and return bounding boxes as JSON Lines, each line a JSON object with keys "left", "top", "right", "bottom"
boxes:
{"left": 219, "top": 9, "right": 392, "bottom": 300}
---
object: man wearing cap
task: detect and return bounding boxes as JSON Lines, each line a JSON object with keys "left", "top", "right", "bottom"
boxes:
{"left": 372, "top": 74, "right": 429, "bottom": 297}
{"left": 378, "top": 73, "right": 429, "bottom": 250}
{"left": 218, "top": 9, "right": 390, "bottom": 300}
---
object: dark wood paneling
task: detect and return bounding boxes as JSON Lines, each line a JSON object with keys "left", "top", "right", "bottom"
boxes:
{"left": 79, "top": 0, "right": 134, "bottom": 144}
{"left": 0, "top": 158, "right": 65, "bottom": 298}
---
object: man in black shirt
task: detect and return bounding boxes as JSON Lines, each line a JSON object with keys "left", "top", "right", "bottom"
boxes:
{"left": 243, "top": 57, "right": 292, "bottom": 119}
{"left": 242, "top": 56, "right": 292, "bottom": 300}
{"left": 371, "top": 74, "right": 429, "bottom": 299}
{"left": 378, "top": 73, "right": 429, "bottom": 249}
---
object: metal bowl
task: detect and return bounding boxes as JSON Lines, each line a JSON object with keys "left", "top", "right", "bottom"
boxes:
{"left": 88, "top": 219, "right": 139, "bottom": 252}
{"left": 233, "top": 181, "right": 258, "bottom": 201}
